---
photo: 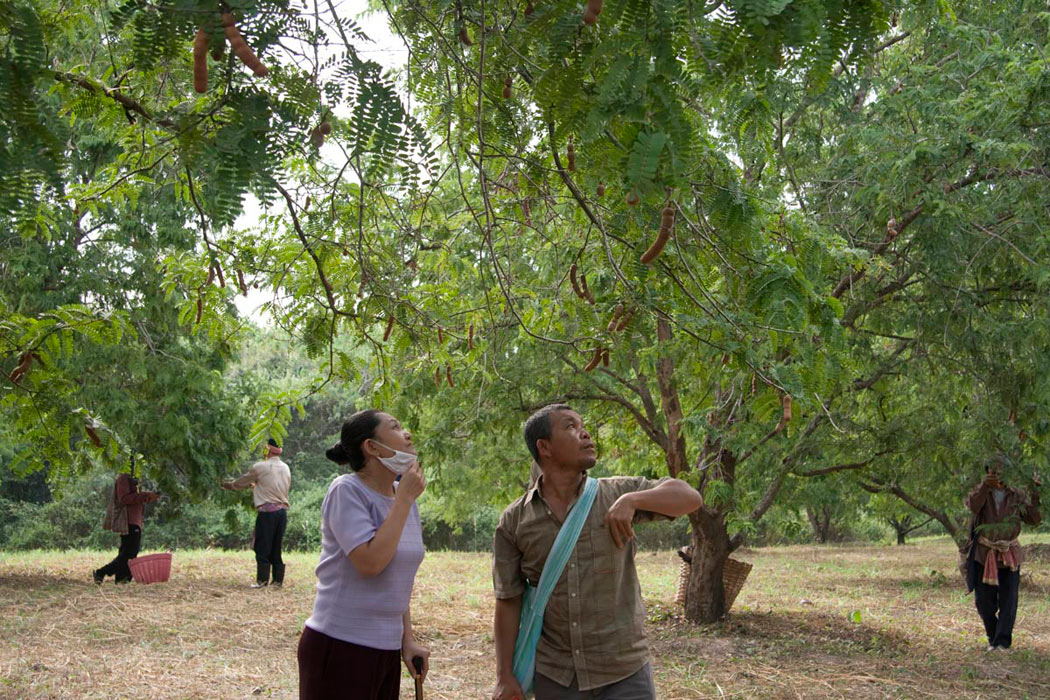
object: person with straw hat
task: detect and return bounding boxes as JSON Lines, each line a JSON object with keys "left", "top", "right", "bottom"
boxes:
{"left": 223, "top": 438, "right": 291, "bottom": 588}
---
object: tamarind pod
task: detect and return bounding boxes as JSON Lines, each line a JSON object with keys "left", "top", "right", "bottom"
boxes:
{"left": 570, "top": 263, "right": 586, "bottom": 300}
{"left": 309, "top": 127, "right": 325, "bottom": 149}
{"left": 614, "top": 309, "right": 634, "bottom": 332}
{"left": 521, "top": 198, "right": 531, "bottom": 224}
{"left": 587, "top": 0, "right": 604, "bottom": 14}
{"left": 383, "top": 316, "right": 395, "bottom": 342}
{"left": 504, "top": 76, "right": 514, "bottom": 87}
{"left": 626, "top": 190, "right": 640, "bottom": 206}
{"left": 221, "top": 13, "right": 269, "bottom": 77}
{"left": 468, "top": 322, "right": 474, "bottom": 350}
{"left": 606, "top": 303, "right": 624, "bottom": 332}
{"left": 640, "top": 230, "right": 671, "bottom": 264}
{"left": 195, "top": 296, "right": 203, "bottom": 324}
{"left": 85, "top": 425, "right": 103, "bottom": 448}
{"left": 502, "top": 86, "right": 512, "bottom": 99}
{"left": 886, "top": 217, "right": 899, "bottom": 241}
{"left": 435, "top": 366, "right": 442, "bottom": 388}
{"left": 446, "top": 364, "right": 454, "bottom": 387}
{"left": 8, "top": 353, "right": 31, "bottom": 383}
{"left": 601, "top": 349, "right": 610, "bottom": 367}
{"left": 438, "top": 326, "right": 444, "bottom": 345}
{"left": 319, "top": 121, "right": 332, "bottom": 136}
{"left": 459, "top": 26, "right": 472, "bottom": 46}
{"left": 580, "top": 272, "right": 595, "bottom": 304}
{"left": 206, "top": 265, "right": 215, "bottom": 286}
{"left": 236, "top": 268, "right": 248, "bottom": 296}
{"left": 596, "top": 182, "right": 605, "bottom": 197}
{"left": 214, "top": 260, "right": 226, "bottom": 288}
{"left": 567, "top": 142, "right": 576, "bottom": 172}
{"left": 782, "top": 394, "right": 792, "bottom": 423}
{"left": 583, "top": 7, "right": 598, "bottom": 24}
{"left": 640, "top": 206, "right": 676, "bottom": 264}
{"left": 750, "top": 373, "right": 757, "bottom": 396}
{"left": 193, "top": 29, "right": 209, "bottom": 93}
{"left": 583, "top": 348, "right": 602, "bottom": 372}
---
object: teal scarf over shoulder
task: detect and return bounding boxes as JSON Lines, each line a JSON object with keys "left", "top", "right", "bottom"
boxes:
{"left": 512, "top": 476, "right": 598, "bottom": 695}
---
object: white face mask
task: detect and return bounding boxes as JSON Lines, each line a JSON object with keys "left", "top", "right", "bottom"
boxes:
{"left": 371, "top": 440, "right": 416, "bottom": 474}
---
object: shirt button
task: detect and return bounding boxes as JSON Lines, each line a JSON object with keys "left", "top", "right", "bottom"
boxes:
{"left": 570, "top": 563, "right": 575, "bottom": 568}
{"left": 571, "top": 592, "right": 577, "bottom": 597}
{"left": 572, "top": 621, "right": 578, "bottom": 627}
{"left": 575, "top": 649, "right": 581, "bottom": 654}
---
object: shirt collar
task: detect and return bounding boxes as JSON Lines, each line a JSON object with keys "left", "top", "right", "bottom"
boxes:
{"left": 525, "top": 471, "right": 587, "bottom": 505}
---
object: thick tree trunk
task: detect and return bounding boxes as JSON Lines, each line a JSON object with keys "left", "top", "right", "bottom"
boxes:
{"left": 806, "top": 505, "right": 832, "bottom": 543}
{"left": 684, "top": 506, "right": 730, "bottom": 623}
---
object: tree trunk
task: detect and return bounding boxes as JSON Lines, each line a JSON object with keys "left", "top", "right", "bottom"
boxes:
{"left": 806, "top": 505, "right": 833, "bottom": 543}
{"left": 897, "top": 529, "right": 907, "bottom": 546}
{"left": 684, "top": 506, "right": 730, "bottom": 623}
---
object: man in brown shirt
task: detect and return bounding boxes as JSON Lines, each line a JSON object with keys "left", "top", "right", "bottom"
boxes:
{"left": 492, "top": 404, "right": 701, "bottom": 700}
{"left": 964, "top": 455, "right": 1041, "bottom": 650}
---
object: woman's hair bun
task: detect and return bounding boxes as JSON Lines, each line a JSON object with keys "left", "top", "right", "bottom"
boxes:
{"left": 325, "top": 443, "right": 350, "bottom": 464}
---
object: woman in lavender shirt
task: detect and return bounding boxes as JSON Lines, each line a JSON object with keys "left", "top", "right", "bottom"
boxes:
{"left": 297, "top": 409, "right": 429, "bottom": 699}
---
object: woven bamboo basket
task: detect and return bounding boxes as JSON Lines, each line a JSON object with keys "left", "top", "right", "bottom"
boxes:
{"left": 674, "top": 553, "right": 752, "bottom": 612}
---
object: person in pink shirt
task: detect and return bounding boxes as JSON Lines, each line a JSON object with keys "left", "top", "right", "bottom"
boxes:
{"left": 94, "top": 465, "right": 159, "bottom": 584}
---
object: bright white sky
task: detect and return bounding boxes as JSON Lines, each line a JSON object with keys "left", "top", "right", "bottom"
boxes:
{"left": 233, "top": 0, "right": 407, "bottom": 323}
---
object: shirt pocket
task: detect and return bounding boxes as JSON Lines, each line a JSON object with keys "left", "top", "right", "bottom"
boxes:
{"left": 588, "top": 526, "right": 620, "bottom": 574}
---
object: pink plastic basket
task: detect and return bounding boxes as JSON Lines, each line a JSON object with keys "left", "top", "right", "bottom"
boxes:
{"left": 128, "top": 552, "right": 172, "bottom": 584}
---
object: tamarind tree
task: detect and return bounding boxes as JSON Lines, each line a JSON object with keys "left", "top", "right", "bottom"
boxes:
{"left": 4, "top": 0, "right": 1049, "bottom": 626}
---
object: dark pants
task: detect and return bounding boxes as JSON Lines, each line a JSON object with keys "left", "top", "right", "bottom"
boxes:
{"left": 535, "top": 663, "right": 656, "bottom": 699}
{"left": 974, "top": 562, "right": 1020, "bottom": 648}
{"left": 253, "top": 509, "right": 287, "bottom": 584}
{"left": 96, "top": 525, "right": 142, "bottom": 583}
{"left": 297, "top": 625, "right": 401, "bottom": 700}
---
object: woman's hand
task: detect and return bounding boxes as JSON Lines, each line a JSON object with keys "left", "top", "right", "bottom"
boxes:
{"left": 396, "top": 461, "right": 427, "bottom": 503}
{"left": 401, "top": 639, "right": 430, "bottom": 682}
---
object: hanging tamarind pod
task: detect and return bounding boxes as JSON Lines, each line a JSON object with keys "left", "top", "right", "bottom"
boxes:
{"left": 596, "top": 182, "right": 605, "bottom": 197}
{"left": 583, "top": 348, "right": 602, "bottom": 372}
{"left": 438, "top": 326, "right": 444, "bottom": 345}
{"left": 236, "top": 268, "right": 248, "bottom": 296}
{"left": 193, "top": 29, "right": 209, "bottom": 93}
{"left": 214, "top": 260, "right": 226, "bottom": 288}
{"left": 614, "top": 309, "right": 634, "bottom": 332}
{"left": 640, "top": 203, "right": 675, "bottom": 264}
{"left": 221, "top": 13, "right": 268, "bottom": 77}
{"left": 601, "top": 349, "right": 610, "bottom": 367}
{"left": 435, "top": 366, "right": 442, "bottom": 388}
{"left": 570, "top": 263, "right": 586, "bottom": 300}
{"left": 566, "top": 140, "right": 576, "bottom": 172}
{"left": 579, "top": 271, "right": 595, "bottom": 304}
{"left": 383, "top": 316, "right": 395, "bottom": 342}
{"left": 195, "top": 296, "right": 203, "bottom": 324}
{"left": 782, "top": 394, "right": 792, "bottom": 423}
{"left": 626, "top": 190, "right": 640, "bottom": 206}
{"left": 309, "top": 126, "right": 326, "bottom": 149}
{"left": 319, "top": 121, "right": 332, "bottom": 136}
{"left": 85, "top": 425, "right": 103, "bottom": 448}
{"left": 446, "top": 364, "right": 454, "bottom": 387}
{"left": 206, "top": 265, "right": 216, "bottom": 286}
{"left": 502, "top": 75, "right": 513, "bottom": 99}
{"left": 459, "top": 26, "right": 472, "bottom": 46}
{"left": 606, "top": 303, "right": 624, "bottom": 332}
{"left": 8, "top": 353, "right": 32, "bottom": 383}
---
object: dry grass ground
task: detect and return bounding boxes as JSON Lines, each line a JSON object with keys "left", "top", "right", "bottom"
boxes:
{"left": 3, "top": 536, "right": 1050, "bottom": 699}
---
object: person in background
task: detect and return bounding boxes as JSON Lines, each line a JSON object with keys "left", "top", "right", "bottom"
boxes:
{"left": 94, "top": 459, "right": 159, "bottom": 584}
{"left": 223, "top": 438, "right": 291, "bottom": 588}
{"left": 298, "top": 409, "right": 429, "bottom": 700}
{"left": 963, "top": 454, "right": 1042, "bottom": 651}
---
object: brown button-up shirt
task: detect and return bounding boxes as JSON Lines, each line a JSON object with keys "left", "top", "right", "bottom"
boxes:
{"left": 493, "top": 474, "right": 671, "bottom": 691}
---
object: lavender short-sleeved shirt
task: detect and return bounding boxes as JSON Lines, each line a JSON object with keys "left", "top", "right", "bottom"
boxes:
{"left": 305, "top": 473, "right": 424, "bottom": 650}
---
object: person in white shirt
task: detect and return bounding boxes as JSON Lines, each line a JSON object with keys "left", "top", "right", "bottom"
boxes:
{"left": 223, "top": 438, "right": 292, "bottom": 588}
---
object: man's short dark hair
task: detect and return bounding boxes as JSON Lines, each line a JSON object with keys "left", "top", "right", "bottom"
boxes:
{"left": 523, "top": 404, "right": 574, "bottom": 462}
